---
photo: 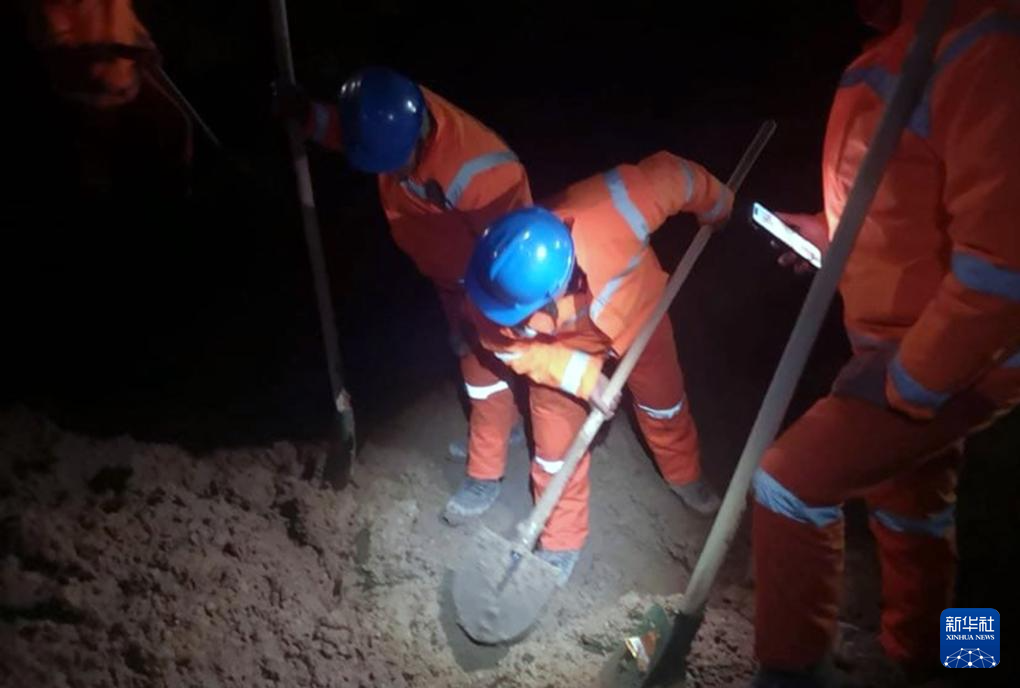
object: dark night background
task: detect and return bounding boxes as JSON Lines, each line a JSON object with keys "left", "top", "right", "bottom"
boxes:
{"left": 2, "top": 1, "right": 1017, "bottom": 681}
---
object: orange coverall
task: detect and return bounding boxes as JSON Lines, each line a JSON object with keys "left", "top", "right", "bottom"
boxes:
{"left": 24, "top": 1, "right": 192, "bottom": 178}
{"left": 25, "top": 0, "right": 154, "bottom": 108}
{"left": 754, "top": 0, "right": 1020, "bottom": 671}
{"left": 306, "top": 88, "right": 533, "bottom": 470}
{"left": 469, "top": 151, "right": 732, "bottom": 550}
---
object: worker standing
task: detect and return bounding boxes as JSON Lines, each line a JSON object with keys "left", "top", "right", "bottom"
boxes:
{"left": 464, "top": 151, "right": 734, "bottom": 581}
{"left": 21, "top": 0, "right": 193, "bottom": 191}
{"left": 752, "top": 1, "right": 1020, "bottom": 685}
{"left": 280, "top": 67, "right": 530, "bottom": 521}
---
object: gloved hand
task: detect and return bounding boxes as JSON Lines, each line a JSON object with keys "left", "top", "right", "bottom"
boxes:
{"left": 775, "top": 211, "right": 829, "bottom": 274}
{"left": 589, "top": 373, "right": 622, "bottom": 418}
{"left": 271, "top": 79, "right": 310, "bottom": 122}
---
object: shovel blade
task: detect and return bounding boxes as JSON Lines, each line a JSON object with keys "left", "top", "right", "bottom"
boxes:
{"left": 321, "top": 408, "right": 355, "bottom": 490}
{"left": 452, "top": 526, "right": 562, "bottom": 644}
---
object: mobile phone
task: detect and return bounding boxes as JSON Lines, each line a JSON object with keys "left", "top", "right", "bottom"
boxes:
{"left": 750, "top": 202, "right": 822, "bottom": 269}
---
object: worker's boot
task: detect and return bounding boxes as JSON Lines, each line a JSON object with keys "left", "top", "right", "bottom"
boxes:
{"left": 448, "top": 422, "right": 526, "bottom": 461}
{"left": 670, "top": 478, "right": 721, "bottom": 515}
{"left": 443, "top": 477, "right": 501, "bottom": 525}
{"left": 535, "top": 548, "right": 581, "bottom": 586}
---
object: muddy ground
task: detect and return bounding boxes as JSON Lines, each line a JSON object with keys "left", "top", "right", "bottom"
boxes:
{"left": 5, "top": 379, "right": 969, "bottom": 688}
{"left": 0, "top": 395, "right": 755, "bottom": 688}
{"left": 5, "top": 5, "right": 1019, "bottom": 686}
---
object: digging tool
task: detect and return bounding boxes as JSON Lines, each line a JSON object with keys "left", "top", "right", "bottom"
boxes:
{"left": 269, "top": 0, "right": 356, "bottom": 489}
{"left": 635, "top": 2, "right": 955, "bottom": 686}
{"left": 452, "top": 120, "right": 777, "bottom": 645}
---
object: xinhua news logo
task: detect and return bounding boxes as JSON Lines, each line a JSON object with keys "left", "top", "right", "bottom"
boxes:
{"left": 941, "top": 608, "right": 999, "bottom": 668}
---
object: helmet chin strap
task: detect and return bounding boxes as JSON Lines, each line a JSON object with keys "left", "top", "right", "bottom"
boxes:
{"left": 534, "top": 265, "right": 583, "bottom": 323}
{"left": 414, "top": 110, "right": 434, "bottom": 165}
{"left": 507, "top": 300, "right": 557, "bottom": 339}
{"left": 539, "top": 300, "right": 559, "bottom": 320}
{"left": 565, "top": 263, "right": 586, "bottom": 295}
{"left": 398, "top": 110, "right": 434, "bottom": 177}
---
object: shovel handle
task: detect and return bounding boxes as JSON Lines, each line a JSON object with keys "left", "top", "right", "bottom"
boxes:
{"left": 269, "top": 0, "right": 357, "bottom": 483}
{"left": 516, "top": 120, "right": 777, "bottom": 552}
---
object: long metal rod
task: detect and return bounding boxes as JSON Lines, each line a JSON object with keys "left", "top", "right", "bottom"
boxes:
{"left": 516, "top": 121, "right": 778, "bottom": 551}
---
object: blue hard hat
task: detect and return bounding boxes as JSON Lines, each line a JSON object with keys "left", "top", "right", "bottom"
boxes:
{"left": 338, "top": 67, "right": 425, "bottom": 173}
{"left": 466, "top": 207, "right": 575, "bottom": 327}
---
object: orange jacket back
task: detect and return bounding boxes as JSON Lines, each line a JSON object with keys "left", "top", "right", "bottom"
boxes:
{"left": 306, "top": 88, "right": 532, "bottom": 298}
{"left": 379, "top": 89, "right": 532, "bottom": 293}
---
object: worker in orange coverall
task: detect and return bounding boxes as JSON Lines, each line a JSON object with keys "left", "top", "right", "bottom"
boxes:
{"left": 463, "top": 151, "right": 734, "bottom": 582}
{"left": 280, "top": 67, "right": 530, "bottom": 520}
{"left": 22, "top": 0, "right": 192, "bottom": 189}
{"left": 751, "top": 1, "right": 1020, "bottom": 685}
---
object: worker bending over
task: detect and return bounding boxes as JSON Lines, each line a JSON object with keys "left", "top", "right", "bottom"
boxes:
{"left": 282, "top": 67, "right": 529, "bottom": 521}
{"left": 464, "top": 151, "right": 733, "bottom": 581}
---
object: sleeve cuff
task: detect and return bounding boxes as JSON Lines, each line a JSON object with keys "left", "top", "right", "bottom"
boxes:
{"left": 885, "top": 355, "right": 950, "bottom": 420}
{"left": 698, "top": 185, "right": 733, "bottom": 225}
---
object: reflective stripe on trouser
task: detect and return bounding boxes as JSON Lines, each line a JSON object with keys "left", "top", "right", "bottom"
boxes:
{"left": 753, "top": 364, "right": 1020, "bottom": 671}
{"left": 461, "top": 346, "right": 518, "bottom": 481}
{"left": 529, "top": 383, "right": 591, "bottom": 551}
{"left": 866, "top": 452, "right": 959, "bottom": 665}
{"left": 627, "top": 318, "right": 701, "bottom": 485}
{"left": 527, "top": 319, "right": 699, "bottom": 550}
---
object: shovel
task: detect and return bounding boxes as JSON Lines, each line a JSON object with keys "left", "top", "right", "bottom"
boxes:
{"left": 269, "top": 0, "right": 356, "bottom": 489}
{"left": 453, "top": 120, "right": 777, "bottom": 645}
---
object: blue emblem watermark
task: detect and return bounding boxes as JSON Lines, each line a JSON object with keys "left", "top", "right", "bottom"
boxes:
{"left": 941, "top": 608, "right": 999, "bottom": 668}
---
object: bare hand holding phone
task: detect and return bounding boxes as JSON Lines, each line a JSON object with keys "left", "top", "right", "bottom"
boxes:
{"left": 750, "top": 203, "right": 827, "bottom": 273}
{"left": 775, "top": 211, "right": 829, "bottom": 273}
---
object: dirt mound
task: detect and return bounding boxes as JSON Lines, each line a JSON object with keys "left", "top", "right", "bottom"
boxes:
{"left": 6, "top": 397, "right": 905, "bottom": 687}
